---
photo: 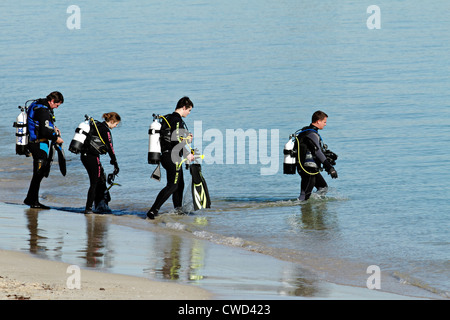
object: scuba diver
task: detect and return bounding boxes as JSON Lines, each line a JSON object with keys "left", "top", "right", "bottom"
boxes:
{"left": 24, "top": 91, "right": 64, "bottom": 209}
{"left": 147, "top": 97, "right": 195, "bottom": 219}
{"left": 296, "top": 110, "right": 338, "bottom": 201}
{"left": 80, "top": 112, "right": 120, "bottom": 214}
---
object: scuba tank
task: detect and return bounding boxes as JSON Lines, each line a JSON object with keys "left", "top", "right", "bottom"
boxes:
{"left": 148, "top": 114, "right": 162, "bottom": 164}
{"left": 283, "top": 134, "right": 297, "bottom": 174}
{"left": 69, "top": 114, "right": 91, "bottom": 154}
{"left": 13, "top": 105, "right": 30, "bottom": 156}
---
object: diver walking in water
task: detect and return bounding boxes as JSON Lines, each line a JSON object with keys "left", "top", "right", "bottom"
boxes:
{"left": 80, "top": 112, "right": 120, "bottom": 214}
{"left": 147, "top": 97, "right": 195, "bottom": 219}
{"left": 24, "top": 91, "right": 64, "bottom": 209}
{"left": 296, "top": 110, "right": 338, "bottom": 201}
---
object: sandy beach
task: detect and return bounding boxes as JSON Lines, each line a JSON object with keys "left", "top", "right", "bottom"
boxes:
{"left": 0, "top": 249, "right": 211, "bottom": 300}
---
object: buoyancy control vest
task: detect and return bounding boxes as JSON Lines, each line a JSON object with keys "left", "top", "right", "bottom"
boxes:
{"left": 87, "top": 119, "right": 109, "bottom": 155}
{"left": 297, "top": 126, "right": 321, "bottom": 171}
{"left": 160, "top": 112, "right": 189, "bottom": 153}
{"left": 27, "top": 99, "right": 56, "bottom": 142}
{"left": 296, "top": 125, "right": 338, "bottom": 174}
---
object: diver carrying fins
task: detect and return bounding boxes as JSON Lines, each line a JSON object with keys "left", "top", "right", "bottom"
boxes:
{"left": 20, "top": 91, "right": 65, "bottom": 209}
{"left": 146, "top": 97, "right": 211, "bottom": 219}
{"left": 69, "top": 112, "right": 121, "bottom": 214}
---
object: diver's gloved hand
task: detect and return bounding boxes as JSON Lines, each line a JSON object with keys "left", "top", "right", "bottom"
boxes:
{"left": 111, "top": 160, "right": 120, "bottom": 175}
{"left": 328, "top": 167, "right": 338, "bottom": 179}
{"left": 323, "top": 159, "right": 337, "bottom": 178}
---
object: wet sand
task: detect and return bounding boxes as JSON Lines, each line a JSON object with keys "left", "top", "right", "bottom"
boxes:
{"left": 0, "top": 249, "right": 211, "bottom": 300}
{"left": 0, "top": 201, "right": 427, "bottom": 300}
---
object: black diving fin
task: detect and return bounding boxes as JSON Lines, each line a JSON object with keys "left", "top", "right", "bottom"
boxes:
{"left": 55, "top": 143, "right": 66, "bottom": 176}
{"left": 190, "top": 163, "right": 211, "bottom": 211}
{"left": 44, "top": 143, "right": 55, "bottom": 178}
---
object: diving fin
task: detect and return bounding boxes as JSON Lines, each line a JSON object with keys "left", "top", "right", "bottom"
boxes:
{"left": 151, "top": 163, "right": 161, "bottom": 181}
{"left": 190, "top": 163, "right": 211, "bottom": 211}
{"left": 44, "top": 143, "right": 55, "bottom": 178}
{"left": 55, "top": 143, "right": 67, "bottom": 176}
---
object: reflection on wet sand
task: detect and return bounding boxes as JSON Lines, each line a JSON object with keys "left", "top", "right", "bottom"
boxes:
{"left": 155, "top": 235, "right": 206, "bottom": 282}
{"left": 161, "top": 235, "right": 182, "bottom": 280}
{"left": 83, "top": 214, "right": 111, "bottom": 268}
{"left": 25, "top": 209, "right": 47, "bottom": 254}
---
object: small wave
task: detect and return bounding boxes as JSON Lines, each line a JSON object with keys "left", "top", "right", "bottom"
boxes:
{"left": 213, "top": 196, "right": 345, "bottom": 212}
{"left": 165, "top": 222, "right": 187, "bottom": 231}
{"left": 392, "top": 271, "right": 450, "bottom": 299}
{"left": 193, "top": 230, "right": 246, "bottom": 247}
{"left": 216, "top": 188, "right": 348, "bottom": 209}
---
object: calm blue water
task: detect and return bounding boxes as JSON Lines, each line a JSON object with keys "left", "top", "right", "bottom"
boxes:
{"left": 1, "top": 0, "right": 449, "bottom": 298}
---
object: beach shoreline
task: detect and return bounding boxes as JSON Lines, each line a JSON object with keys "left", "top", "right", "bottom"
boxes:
{"left": 0, "top": 201, "right": 436, "bottom": 300}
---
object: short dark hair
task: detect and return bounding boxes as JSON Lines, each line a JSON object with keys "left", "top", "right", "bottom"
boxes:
{"left": 312, "top": 110, "right": 328, "bottom": 123}
{"left": 47, "top": 91, "right": 64, "bottom": 104}
{"left": 176, "top": 96, "right": 193, "bottom": 110}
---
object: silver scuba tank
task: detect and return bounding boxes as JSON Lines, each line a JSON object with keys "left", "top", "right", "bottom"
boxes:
{"left": 69, "top": 115, "right": 91, "bottom": 154}
{"left": 13, "top": 105, "right": 29, "bottom": 156}
{"left": 283, "top": 134, "right": 297, "bottom": 174}
{"left": 148, "top": 114, "right": 162, "bottom": 164}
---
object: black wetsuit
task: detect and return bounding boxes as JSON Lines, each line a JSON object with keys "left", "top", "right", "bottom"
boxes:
{"left": 81, "top": 120, "right": 117, "bottom": 212}
{"left": 149, "top": 112, "right": 190, "bottom": 214}
{"left": 296, "top": 125, "right": 335, "bottom": 201}
{"left": 24, "top": 99, "right": 59, "bottom": 207}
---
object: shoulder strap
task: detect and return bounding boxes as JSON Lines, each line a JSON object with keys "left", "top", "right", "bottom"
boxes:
{"left": 90, "top": 118, "right": 106, "bottom": 145}
{"left": 159, "top": 114, "right": 171, "bottom": 129}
